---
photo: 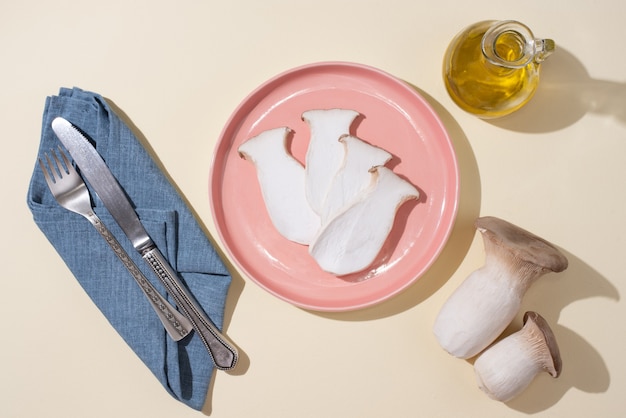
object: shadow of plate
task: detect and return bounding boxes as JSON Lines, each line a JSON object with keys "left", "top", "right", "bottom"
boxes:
{"left": 314, "top": 86, "right": 481, "bottom": 321}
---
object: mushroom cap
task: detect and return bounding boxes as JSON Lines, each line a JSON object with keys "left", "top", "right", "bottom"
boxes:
{"left": 523, "top": 311, "right": 562, "bottom": 377}
{"left": 475, "top": 216, "right": 568, "bottom": 273}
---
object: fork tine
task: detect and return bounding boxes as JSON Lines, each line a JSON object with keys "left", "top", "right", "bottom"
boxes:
{"left": 49, "top": 147, "right": 68, "bottom": 178}
{"left": 56, "top": 146, "right": 75, "bottom": 176}
{"left": 39, "top": 153, "right": 57, "bottom": 186}
{"left": 39, "top": 147, "right": 73, "bottom": 186}
{"left": 38, "top": 156, "right": 50, "bottom": 184}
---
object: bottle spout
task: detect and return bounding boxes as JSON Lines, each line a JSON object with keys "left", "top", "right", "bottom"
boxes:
{"left": 482, "top": 20, "right": 555, "bottom": 68}
{"left": 534, "top": 38, "right": 556, "bottom": 63}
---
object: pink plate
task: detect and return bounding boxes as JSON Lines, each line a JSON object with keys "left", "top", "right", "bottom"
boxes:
{"left": 210, "top": 62, "right": 458, "bottom": 312}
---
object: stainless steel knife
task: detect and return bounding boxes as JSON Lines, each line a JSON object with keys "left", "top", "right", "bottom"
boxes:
{"left": 51, "top": 116, "right": 238, "bottom": 371}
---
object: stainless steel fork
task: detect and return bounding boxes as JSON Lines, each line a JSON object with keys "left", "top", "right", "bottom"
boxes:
{"left": 39, "top": 147, "right": 193, "bottom": 341}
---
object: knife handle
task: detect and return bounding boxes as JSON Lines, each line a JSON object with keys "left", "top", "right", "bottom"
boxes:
{"left": 88, "top": 215, "right": 193, "bottom": 341}
{"left": 142, "top": 247, "right": 238, "bottom": 371}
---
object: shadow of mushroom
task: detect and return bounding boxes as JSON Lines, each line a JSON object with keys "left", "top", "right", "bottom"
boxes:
{"left": 486, "top": 47, "right": 626, "bottom": 133}
{"left": 314, "top": 87, "right": 481, "bottom": 321}
{"left": 500, "top": 248, "right": 618, "bottom": 412}
{"left": 506, "top": 323, "right": 611, "bottom": 414}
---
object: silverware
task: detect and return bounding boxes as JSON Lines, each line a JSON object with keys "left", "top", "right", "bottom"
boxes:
{"left": 51, "top": 117, "right": 238, "bottom": 371}
{"left": 39, "top": 147, "right": 193, "bottom": 341}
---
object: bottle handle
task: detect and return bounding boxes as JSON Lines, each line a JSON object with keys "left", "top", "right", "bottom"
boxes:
{"left": 534, "top": 38, "right": 556, "bottom": 63}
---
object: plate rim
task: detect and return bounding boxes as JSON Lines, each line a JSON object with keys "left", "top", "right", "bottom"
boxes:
{"left": 209, "top": 61, "right": 459, "bottom": 312}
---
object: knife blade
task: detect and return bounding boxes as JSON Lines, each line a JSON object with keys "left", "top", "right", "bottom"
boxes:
{"left": 51, "top": 116, "right": 238, "bottom": 371}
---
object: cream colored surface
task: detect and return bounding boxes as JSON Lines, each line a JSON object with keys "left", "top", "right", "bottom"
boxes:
{"left": 2, "top": 1, "right": 624, "bottom": 417}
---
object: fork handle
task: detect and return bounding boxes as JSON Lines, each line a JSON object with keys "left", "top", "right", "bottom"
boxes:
{"left": 87, "top": 214, "right": 193, "bottom": 341}
{"left": 142, "top": 247, "right": 238, "bottom": 371}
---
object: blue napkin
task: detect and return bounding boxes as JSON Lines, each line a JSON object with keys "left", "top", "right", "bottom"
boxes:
{"left": 26, "top": 87, "right": 232, "bottom": 410}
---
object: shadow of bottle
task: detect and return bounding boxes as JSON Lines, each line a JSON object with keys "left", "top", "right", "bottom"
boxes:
{"left": 487, "top": 46, "right": 626, "bottom": 132}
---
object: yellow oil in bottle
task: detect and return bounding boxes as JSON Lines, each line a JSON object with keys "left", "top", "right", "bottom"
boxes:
{"left": 443, "top": 22, "right": 540, "bottom": 118}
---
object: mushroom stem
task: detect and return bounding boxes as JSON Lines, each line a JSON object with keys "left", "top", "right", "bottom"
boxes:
{"left": 309, "top": 166, "right": 419, "bottom": 275}
{"left": 238, "top": 127, "right": 321, "bottom": 245}
{"left": 433, "top": 216, "right": 568, "bottom": 359}
{"left": 474, "top": 311, "right": 562, "bottom": 402}
{"left": 302, "top": 108, "right": 360, "bottom": 215}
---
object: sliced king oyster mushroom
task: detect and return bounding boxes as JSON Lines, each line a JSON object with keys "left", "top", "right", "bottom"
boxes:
{"left": 309, "top": 166, "right": 419, "bottom": 275}
{"left": 302, "top": 108, "right": 360, "bottom": 215}
{"left": 320, "top": 135, "right": 392, "bottom": 225}
{"left": 238, "top": 127, "right": 321, "bottom": 245}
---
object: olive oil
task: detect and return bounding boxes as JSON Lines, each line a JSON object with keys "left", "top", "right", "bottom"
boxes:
{"left": 443, "top": 21, "right": 548, "bottom": 119}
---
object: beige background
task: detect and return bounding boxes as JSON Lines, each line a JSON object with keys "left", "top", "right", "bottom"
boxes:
{"left": 2, "top": 1, "right": 625, "bottom": 417}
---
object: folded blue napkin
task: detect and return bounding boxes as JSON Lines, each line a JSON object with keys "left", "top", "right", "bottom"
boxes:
{"left": 27, "top": 87, "right": 232, "bottom": 410}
